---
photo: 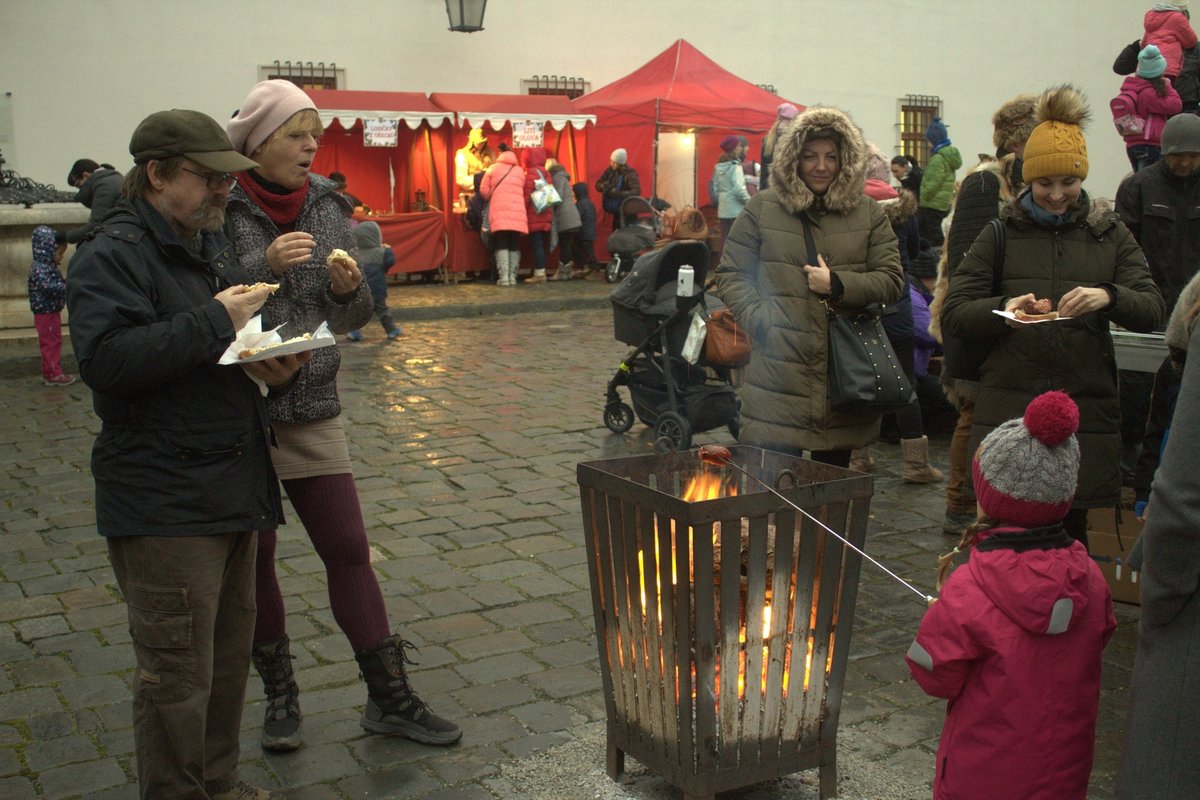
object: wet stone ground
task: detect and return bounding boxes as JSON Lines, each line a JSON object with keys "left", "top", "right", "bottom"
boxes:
{"left": 0, "top": 294, "right": 1137, "bottom": 799}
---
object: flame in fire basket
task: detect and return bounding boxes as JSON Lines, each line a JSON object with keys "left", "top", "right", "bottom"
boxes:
{"left": 634, "top": 469, "right": 828, "bottom": 702}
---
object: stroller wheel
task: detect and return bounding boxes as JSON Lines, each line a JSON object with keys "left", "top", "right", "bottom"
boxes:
{"left": 654, "top": 411, "right": 692, "bottom": 451}
{"left": 603, "top": 401, "right": 635, "bottom": 434}
{"left": 606, "top": 257, "right": 622, "bottom": 283}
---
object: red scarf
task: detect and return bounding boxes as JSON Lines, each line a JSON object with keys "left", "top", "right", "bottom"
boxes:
{"left": 236, "top": 171, "right": 310, "bottom": 231}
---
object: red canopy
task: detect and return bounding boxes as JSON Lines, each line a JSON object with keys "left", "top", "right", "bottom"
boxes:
{"left": 305, "top": 89, "right": 454, "bottom": 215}
{"left": 573, "top": 39, "right": 802, "bottom": 217}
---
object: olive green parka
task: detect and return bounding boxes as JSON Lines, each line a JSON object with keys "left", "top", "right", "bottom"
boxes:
{"left": 714, "top": 107, "right": 903, "bottom": 453}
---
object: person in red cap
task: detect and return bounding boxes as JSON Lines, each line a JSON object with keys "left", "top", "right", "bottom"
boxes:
{"left": 907, "top": 390, "right": 1116, "bottom": 800}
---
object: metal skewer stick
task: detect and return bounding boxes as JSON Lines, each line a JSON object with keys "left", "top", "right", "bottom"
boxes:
{"left": 714, "top": 456, "right": 936, "bottom": 606}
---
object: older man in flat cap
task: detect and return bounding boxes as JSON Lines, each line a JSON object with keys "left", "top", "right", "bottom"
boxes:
{"left": 67, "top": 109, "right": 311, "bottom": 800}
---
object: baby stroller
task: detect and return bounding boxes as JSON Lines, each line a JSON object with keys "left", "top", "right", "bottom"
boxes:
{"left": 604, "top": 195, "right": 662, "bottom": 284}
{"left": 603, "top": 239, "right": 739, "bottom": 451}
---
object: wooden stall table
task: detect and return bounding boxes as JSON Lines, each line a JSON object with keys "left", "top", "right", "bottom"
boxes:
{"left": 447, "top": 209, "right": 491, "bottom": 276}
{"left": 355, "top": 210, "right": 452, "bottom": 283}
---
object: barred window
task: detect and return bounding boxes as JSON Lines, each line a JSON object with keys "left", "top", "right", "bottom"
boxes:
{"left": 897, "top": 95, "right": 942, "bottom": 167}
{"left": 521, "top": 76, "right": 590, "bottom": 99}
{"left": 260, "top": 61, "right": 343, "bottom": 91}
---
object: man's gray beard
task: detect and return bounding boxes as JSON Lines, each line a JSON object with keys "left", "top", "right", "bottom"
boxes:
{"left": 191, "top": 203, "right": 226, "bottom": 232}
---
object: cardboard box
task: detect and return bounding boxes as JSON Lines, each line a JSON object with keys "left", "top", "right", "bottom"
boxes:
{"left": 1088, "top": 506, "right": 1143, "bottom": 605}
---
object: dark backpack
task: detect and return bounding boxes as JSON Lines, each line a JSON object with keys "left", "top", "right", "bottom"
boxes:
{"left": 1110, "top": 89, "right": 1146, "bottom": 137}
{"left": 707, "top": 169, "right": 720, "bottom": 207}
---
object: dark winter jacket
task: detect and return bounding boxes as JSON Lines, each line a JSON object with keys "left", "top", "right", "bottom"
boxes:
{"left": 27, "top": 225, "right": 66, "bottom": 314}
{"left": 595, "top": 164, "right": 641, "bottom": 215}
{"left": 715, "top": 106, "right": 904, "bottom": 453}
{"left": 574, "top": 182, "right": 597, "bottom": 240}
{"left": 65, "top": 198, "right": 283, "bottom": 537}
{"left": 66, "top": 167, "right": 123, "bottom": 244}
{"left": 1113, "top": 39, "right": 1142, "bottom": 75}
{"left": 939, "top": 168, "right": 1006, "bottom": 382}
{"left": 896, "top": 161, "right": 923, "bottom": 196}
{"left": 226, "top": 172, "right": 372, "bottom": 425}
{"left": 1115, "top": 159, "right": 1200, "bottom": 317}
{"left": 941, "top": 192, "right": 1165, "bottom": 508}
{"left": 908, "top": 524, "right": 1115, "bottom": 800}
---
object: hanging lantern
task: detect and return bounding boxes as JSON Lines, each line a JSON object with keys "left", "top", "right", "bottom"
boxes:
{"left": 445, "top": 0, "right": 487, "bottom": 32}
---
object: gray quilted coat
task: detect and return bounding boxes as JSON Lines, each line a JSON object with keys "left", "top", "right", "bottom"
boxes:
{"left": 226, "top": 173, "right": 372, "bottom": 423}
{"left": 1118, "top": 322, "right": 1200, "bottom": 799}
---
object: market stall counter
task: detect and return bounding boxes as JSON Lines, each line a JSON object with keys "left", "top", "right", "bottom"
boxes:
{"left": 356, "top": 211, "right": 446, "bottom": 275}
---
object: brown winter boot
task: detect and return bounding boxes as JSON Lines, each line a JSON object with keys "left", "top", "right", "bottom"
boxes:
{"left": 901, "top": 436, "right": 945, "bottom": 484}
{"left": 355, "top": 635, "right": 462, "bottom": 745}
{"left": 849, "top": 447, "right": 875, "bottom": 473}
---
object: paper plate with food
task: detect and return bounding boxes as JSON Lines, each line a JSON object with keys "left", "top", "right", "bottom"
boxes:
{"left": 992, "top": 297, "right": 1070, "bottom": 324}
{"left": 220, "top": 318, "right": 336, "bottom": 364}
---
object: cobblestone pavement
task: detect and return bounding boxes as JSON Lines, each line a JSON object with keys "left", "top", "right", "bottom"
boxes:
{"left": 0, "top": 282, "right": 1138, "bottom": 799}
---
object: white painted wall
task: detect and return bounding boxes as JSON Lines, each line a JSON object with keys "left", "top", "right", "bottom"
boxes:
{"left": 0, "top": 0, "right": 1149, "bottom": 199}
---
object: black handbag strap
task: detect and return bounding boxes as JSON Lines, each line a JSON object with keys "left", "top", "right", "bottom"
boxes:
{"left": 989, "top": 217, "right": 1005, "bottom": 294}
{"left": 801, "top": 216, "right": 819, "bottom": 266}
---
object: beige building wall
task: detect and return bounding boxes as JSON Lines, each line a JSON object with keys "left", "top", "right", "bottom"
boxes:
{"left": 0, "top": 0, "right": 1147, "bottom": 202}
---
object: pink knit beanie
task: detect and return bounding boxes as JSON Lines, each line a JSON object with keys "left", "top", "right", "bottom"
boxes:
{"left": 227, "top": 80, "right": 318, "bottom": 157}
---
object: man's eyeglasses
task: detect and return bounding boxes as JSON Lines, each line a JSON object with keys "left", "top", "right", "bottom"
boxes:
{"left": 182, "top": 167, "right": 237, "bottom": 191}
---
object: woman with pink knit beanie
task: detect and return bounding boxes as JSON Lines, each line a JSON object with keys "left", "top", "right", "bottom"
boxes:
{"left": 225, "top": 79, "right": 461, "bottom": 755}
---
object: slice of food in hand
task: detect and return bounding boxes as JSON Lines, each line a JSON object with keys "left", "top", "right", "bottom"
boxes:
{"left": 239, "top": 332, "right": 313, "bottom": 359}
{"left": 326, "top": 248, "right": 357, "bottom": 268}
{"left": 240, "top": 282, "right": 281, "bottom": 294}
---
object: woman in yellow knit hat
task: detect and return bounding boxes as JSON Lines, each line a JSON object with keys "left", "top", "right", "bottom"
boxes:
{"left": 941, "top": 84, "right": 1165, "bottom": 546}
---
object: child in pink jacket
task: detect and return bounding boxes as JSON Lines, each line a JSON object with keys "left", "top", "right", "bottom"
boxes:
{"left": 1121, "top": 44, "right": 1184, "bottom": 171}
{"left": 1143, "top": 3, "right": 1197, "bottom": 79}
{"left": 906, "top": 391, "right": 1115, "bottom": 800}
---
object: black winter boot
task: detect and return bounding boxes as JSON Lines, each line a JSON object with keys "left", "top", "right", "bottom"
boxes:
{"left": 251, "top": 636, "right": 303, "bottom": 752}
{"left": 355, "top": 635, "right": 462, "bottom": 745}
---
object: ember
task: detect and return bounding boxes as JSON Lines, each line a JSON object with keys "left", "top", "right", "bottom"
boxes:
{"left": 578, "top": 446, "right": 873, "bottom": 800}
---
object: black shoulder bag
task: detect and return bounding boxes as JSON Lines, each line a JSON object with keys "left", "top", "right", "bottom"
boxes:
{"left": 803, "top": 219, "right": 915, "bottom": 414}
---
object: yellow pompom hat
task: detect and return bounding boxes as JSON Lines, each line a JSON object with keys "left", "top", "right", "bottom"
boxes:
{"left": 1021, "top": 85, "right": 1091, "bottom": 182}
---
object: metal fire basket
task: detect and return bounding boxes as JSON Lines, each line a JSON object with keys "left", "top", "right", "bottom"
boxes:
{"left": 577, "top": 446, "right": 873, "bottom": 800}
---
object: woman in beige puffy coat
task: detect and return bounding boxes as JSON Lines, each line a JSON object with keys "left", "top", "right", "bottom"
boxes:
{"left": 715, "top": 106, "right": 904, "bottom": 466}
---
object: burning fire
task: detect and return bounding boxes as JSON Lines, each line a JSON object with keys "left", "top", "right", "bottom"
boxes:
{"left": 633, "top": 467, "right": 830, "bottom": 704}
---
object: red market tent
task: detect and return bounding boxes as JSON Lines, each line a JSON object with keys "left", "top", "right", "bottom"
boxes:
{"left": 306, "top": 89, "right": 454, "bottom": 214}
{"left": 573, "top": 39, "right": 802, "bottom": 216}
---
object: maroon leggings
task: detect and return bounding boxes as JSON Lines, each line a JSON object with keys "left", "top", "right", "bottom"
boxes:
{"left": 254, "top": 473, "right": 390, "bottom": 652}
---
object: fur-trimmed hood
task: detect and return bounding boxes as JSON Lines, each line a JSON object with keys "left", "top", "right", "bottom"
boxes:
{"left": 879, "top": 188, "right": 918, "bottom": 227}
{"left": 770, "top": 106, "right": 866, "bottom": 215}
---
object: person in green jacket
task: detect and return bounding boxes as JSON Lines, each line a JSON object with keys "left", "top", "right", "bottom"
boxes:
{"left": 918, "top": 117, "right": 962, "bottom": 246}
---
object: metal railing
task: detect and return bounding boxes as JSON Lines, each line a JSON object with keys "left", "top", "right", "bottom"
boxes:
{"left": 0, "top": 169, "right": 76, "bottom": 207}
